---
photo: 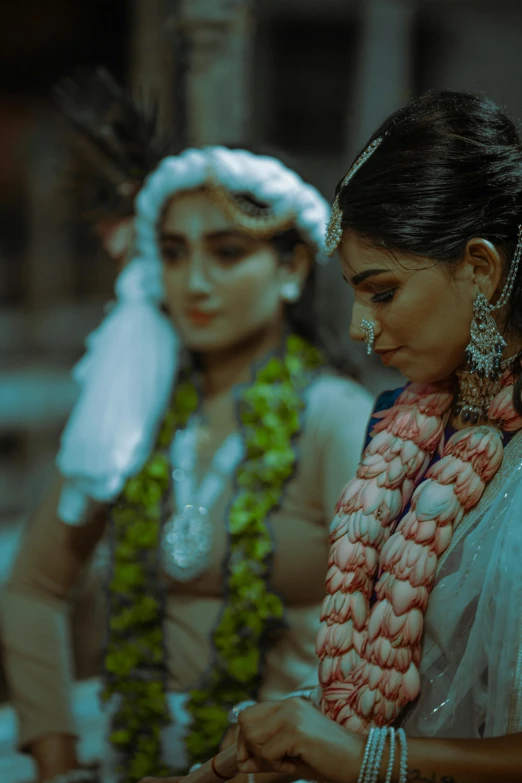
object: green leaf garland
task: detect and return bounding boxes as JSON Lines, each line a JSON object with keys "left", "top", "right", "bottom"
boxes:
{"left": 102, "top": 335, "right": 324, "bottom": 781}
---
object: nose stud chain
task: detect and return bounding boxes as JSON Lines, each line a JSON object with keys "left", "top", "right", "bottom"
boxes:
{"left": 361, "top": 319, "right": 375, "bottom": 355}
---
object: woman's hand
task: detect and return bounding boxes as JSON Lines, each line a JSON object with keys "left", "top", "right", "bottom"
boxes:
{"left": 221, "top": 724, "right": 239, "bottom": 751}
{"left": 30, "top": 733, "right": 80, "bottom": 783}
{"left": 237, "top": 698, "right": 365, "bottom": 783}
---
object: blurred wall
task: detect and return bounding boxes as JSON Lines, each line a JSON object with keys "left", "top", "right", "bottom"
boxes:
{"left": 2, "top": 0, "right": 522, "bottom": 601}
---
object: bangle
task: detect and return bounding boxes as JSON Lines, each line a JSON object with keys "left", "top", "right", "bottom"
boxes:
{"left": 357, "top": 727, "right": 408, "bottom": 783}
{"left": 384, "top": 727, "right": 396, "bottom": 783}
{"left": 227, "top": 699, "right": 257, "bottom": 726}
{"left": 43, "top": 770, "right": 95, "bottom": 783}
{"left": 371, "top": 728, "right": 388, "bottom": 783}
{"left": 284, "top": 687, "right": 316, "bottom": 701}
{"left": 397, "top": 728, "right": 408, "bottom": 783}
{"left": 357, "top": 727, "right": 377, "bottom": 783}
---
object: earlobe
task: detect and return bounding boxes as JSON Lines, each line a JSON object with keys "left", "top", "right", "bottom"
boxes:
{"left": 287, "top": 243, "right": 314, "bottom": 283}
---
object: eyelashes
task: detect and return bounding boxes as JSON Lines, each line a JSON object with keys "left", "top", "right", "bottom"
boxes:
{"left": 371, "top": 288, "right": 397, "bottom": 304}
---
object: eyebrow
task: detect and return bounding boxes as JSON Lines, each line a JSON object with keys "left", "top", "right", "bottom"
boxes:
{"left": 159, "top": 230, "right": 249, "bottom": 242}
{"left": 350, "top": 268, "right": 388, "bottom": 286}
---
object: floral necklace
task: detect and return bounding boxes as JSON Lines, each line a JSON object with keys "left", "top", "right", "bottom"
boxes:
{"left": 317, "top": 371, "right": 522, "bottom": 733}
{"left": 102, "top": 334, "right": 324, "bottom": 782}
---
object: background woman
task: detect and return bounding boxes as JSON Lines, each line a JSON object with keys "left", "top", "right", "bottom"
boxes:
{"left": 1, "top": 145, "right": 373, "bottom": 783}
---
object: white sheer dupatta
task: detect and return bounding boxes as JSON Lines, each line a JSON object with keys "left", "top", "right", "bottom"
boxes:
{"left": 401, "top": 430, "right": 522, "bottom": 738}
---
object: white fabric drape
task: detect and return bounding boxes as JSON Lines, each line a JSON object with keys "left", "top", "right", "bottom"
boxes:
{"left": 401, "top": 432, "right": 522, "bottom": 737}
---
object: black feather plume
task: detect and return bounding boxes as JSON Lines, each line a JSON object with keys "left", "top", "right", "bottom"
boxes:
{"left": 53, "top": 67, "right": 172, "bottom": 218}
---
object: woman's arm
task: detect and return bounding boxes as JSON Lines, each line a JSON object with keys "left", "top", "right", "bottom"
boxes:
{"left": 1, "top": 473, "right": 107, "bottom": 782}
{"left": 235, "top": 699, "right": 522, "bottom": 783}
{"left": 398, "top": 734, "right": 522, "bottom": 783}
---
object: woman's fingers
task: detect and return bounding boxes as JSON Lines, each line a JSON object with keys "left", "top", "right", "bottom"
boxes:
{"left": 220, "top": 725, "right": 239, "bottom": 751}
{"left": 237, "top": 719, "right": 300, "bottom": 775}
{"left": 252, "top": 731, "right": 298, "bottom": 771}
{"left": 236, "top": 729, "right": 250, "bottom": 765}
{"left": 237, "top": 702, "right": 284, "bottom": 747}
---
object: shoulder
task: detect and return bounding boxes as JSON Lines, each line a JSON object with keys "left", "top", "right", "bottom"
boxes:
{"left": 307, "top": 372, "right": 374, "bottom": 416}
{"left": 304, "top": 372, "right": 375, "bottom": 440}
{"left": 372, "top": 385, "right": 407, "bottom": 415}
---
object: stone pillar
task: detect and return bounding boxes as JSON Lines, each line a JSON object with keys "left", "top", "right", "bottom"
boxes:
{"left": 347, "top": 0, "right": 417, "bottom": 160}
{"left": 128, "top": 0, "right": 175, "bottom": 133}
{"left": 179, "top": 0, "right": 254, "bottom": 146}
{"left": 25, "top": 117, "right": 74, "bottom": 310}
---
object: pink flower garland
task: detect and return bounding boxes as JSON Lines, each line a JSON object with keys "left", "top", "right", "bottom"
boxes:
{"left": 317, "top": 374, "right": 522, "bottom": 733}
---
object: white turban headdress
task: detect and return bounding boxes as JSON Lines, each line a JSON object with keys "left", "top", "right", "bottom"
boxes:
{"left": 57, "top": 146, "right": 331, "bottom": 523}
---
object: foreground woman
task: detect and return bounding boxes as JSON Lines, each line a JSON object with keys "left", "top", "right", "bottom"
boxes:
{"left": 141, "top": 91, "right": 522, "bottom": 782}
{"left": 1, "top": 145, "right": 372, "bottom": 783}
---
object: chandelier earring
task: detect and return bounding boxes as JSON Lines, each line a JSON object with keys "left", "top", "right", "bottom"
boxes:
{"left": 456, "top": 225, "right": 522, "bottom": 424}
{"left": 280, "top": 281, "right": 301, "bottom": 303}
{"left": 361, "top": 319, "right": 375, "bottom": 355}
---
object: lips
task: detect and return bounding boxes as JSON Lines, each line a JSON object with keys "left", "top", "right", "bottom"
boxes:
{"left": 186, "top": 308, "right": 218, "bottom": 326}
{"left": 375, "top": 347, "right": 402, "bottom": 365}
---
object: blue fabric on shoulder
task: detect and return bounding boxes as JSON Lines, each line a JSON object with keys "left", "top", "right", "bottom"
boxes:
{"left": 364, "top": 386, "right": 406, "bottom": 450}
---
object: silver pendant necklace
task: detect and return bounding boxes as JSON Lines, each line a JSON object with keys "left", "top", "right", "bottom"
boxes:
{"left": 161, "top": 415, "right": 245, "bottom": 582}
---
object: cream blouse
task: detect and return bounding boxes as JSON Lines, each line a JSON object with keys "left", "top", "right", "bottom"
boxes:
{"left": 1, "top": 373, "right": 374, "bottom": 751}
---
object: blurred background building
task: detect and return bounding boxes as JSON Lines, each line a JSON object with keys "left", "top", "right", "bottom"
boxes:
{"left": 1, "top": 0, "right": 522, "bottom": 777}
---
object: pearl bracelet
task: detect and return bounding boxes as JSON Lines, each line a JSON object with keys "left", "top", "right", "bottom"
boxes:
{"left": 284, "top": 686, "right": 317, "bottom": 701}
{"left": 227, "top": 699, "right": 257, "bottom": 726}
{"left": 357, "top": 727, "right": 408, "bottom": 783}
{"left": 43, "top": 769, "right": 95, "bottom": 783}
{"left": 227, "top": 687, "right": 315, "bottom": 728}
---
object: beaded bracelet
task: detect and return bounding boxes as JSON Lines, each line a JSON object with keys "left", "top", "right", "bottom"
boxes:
{"left": 357, "top": 727, "right": 408, "bottom": 783}
{"left": 227, "top": 699, "right": 257, "bottom": 726}
{"left": 227, "top": 687, "right": 316, "bottom": 728}
{"left": 397, "top": 728, "right": 408, "bottom": 782}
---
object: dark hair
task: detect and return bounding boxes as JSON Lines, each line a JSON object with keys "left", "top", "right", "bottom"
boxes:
{"left": 337, "top": 90, "right": 522, "bottom": 409}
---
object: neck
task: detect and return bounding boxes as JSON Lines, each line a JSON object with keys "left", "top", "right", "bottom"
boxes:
{"left": 198, "top": 321, "right": 285, "bottom": 398}
{"left": 503, "top": 334, "right": 522, "bottom": 364}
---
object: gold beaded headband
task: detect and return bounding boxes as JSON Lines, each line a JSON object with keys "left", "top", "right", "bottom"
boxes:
{"left": 324, "top": 137, "right": 385, "bottom": 256}
{"left": 205, "top": 176, "right": 297, "bottom": 239}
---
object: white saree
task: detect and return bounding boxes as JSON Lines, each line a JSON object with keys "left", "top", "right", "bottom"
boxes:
{"left": 400, "top": 429, "right": 522, "bottom": 738}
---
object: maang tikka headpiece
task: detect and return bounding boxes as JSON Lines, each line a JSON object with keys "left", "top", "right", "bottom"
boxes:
{"left": 324, "top": 137, "right": 385, "bottom": 256}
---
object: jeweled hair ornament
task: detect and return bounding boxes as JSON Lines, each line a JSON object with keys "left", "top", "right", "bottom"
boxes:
{"left": 325, "top": 137, "right": 385, "bottom": 256}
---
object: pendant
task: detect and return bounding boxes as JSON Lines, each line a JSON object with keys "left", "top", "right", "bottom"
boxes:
{"left": 161, "top": 503, "right": 214, "bottom": 582}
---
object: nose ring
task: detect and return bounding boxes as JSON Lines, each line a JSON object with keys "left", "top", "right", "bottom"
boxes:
{"left": 361, "top": 319, "right": 375, "bottom": 355}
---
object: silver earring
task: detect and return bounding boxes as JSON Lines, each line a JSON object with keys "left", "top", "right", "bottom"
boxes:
{"left": 456, "top": 225, "right": 522, "bottom": 424}
{"left": 361, "top": 319, "right": 375, "bottom": 355}
{"left": 456, "top": 292, "right": 507, "bottom": 424}
{"left": 465, "top": 292, "right": 507, "bottom": 380}
{"left": 280, "top": 281, "right": 301, "bottom": 303}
